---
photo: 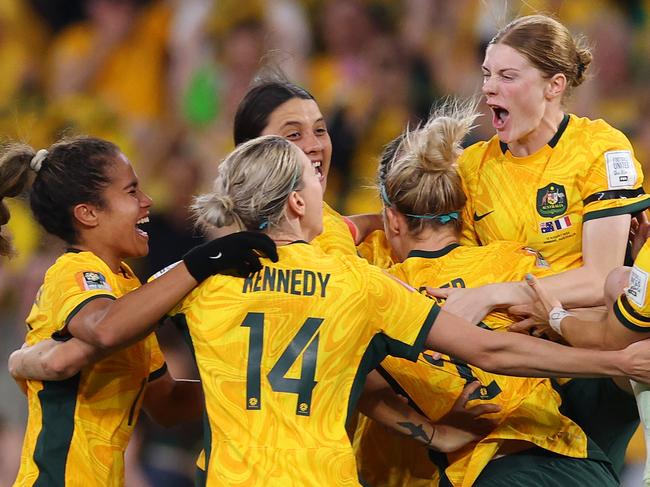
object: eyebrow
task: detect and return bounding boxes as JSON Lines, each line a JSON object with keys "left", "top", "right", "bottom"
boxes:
{"left": 279, "top": 117, "right": 325, "bottom": 129}
{"left": 123, "top": 180, "right": 138, "bottom": 191}
{"left": 481, "top": 66, "right": 521, "bottom": 73}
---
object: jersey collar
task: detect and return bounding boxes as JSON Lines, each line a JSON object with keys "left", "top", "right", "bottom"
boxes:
{"left": 406, "top": 243, "right": 461, "bottom": 260}
{"left": 499, "top": 113, "right": 571, "bottom": 154}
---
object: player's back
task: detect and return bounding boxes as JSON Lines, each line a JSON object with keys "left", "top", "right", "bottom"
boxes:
{"left": 390, "top": 241, "right": 552, "bottom": 331}
{"left": 172, "top": 242, "right": 436, "bottom": 486}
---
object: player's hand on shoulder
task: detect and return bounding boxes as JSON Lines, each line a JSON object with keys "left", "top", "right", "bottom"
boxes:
{"left": 183, "top": 232, "right": 279, "bottom": 282}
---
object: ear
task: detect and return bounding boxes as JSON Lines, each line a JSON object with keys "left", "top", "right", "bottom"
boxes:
{"left": 286, "top": 190, "right": 306, "bottom": 219}
{"left": 72, "top": 203, "right": 101, "bottom": 229}
{"left": 545, "top": 73, "right": 566, "bottom": 100}
{"left": 384, "top": 207, "right": 405, "bottom": 236}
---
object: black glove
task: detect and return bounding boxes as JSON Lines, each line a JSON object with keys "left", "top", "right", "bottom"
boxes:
{"left": 183, "top": 232, "right": 279, "bottom": 282}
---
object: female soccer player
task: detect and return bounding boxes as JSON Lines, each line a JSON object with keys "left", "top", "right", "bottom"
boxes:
{"left": 355, "top": 103, "right": 622, "bottom": 486}
{"left": 428, "top": 14, "right": 650, "bottom": 477}
{"left": 458, "top": 13, "right": 650, "bottom": 307}
{"left": 1, "top": 136, "right": 276, "bottom": 486}
{"left": 171, "top": 133, "right": 650, "bottom": 486}
{"left": 233, "top": 76, "right": 379, "bottom": 256}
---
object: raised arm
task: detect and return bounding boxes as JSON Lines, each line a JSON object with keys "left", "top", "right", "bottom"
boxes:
{"left": 425, "top": 308, "right": 649, "bottom": 381}
{"left": 67, "top": 233, "right": 277, "bottom": 349}
{"left": 435, "top": 215, "right": 631, "bottom": 324}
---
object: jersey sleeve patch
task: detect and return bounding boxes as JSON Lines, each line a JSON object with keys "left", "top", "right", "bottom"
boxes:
{"left": 605, "top": 150, "right": 637, "bottom": 189}
{"left": 626, "top": 264, "right": 649, "bottom": 308}
{"left": 76, "top": 271, "right": 112, "bottom": 292}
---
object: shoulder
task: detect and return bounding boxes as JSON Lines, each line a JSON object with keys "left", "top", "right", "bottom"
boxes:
{"left": 566, "top": 114, "right": 632, "bottom": 149}
{"left": 458, "top": 136, "right": 501, "bottom": 175}
{"left": 46, "top": 251, "right": 106, "bottom": 281}
{"left": 322, "top": 201, "right": 342, "bottom": 219}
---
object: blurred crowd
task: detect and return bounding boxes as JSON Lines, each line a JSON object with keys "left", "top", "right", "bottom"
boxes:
{"left": 2, "top": 0, "right": 650, "bottom": 485}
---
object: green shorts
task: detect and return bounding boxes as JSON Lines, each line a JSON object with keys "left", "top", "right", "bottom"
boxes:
{"left": 472, "top": 447, "right": 618, "bottom": 487}
{"left": 556, "top": 378, "right": 639, "bottom": 475}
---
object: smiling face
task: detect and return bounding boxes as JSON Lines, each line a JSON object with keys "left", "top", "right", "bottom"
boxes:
{"left": 261, "top": 98, "right": 332, "bottom": 191}
{"left": 295, "top": 151, "right": 324, "bottom": 241}
{"left": 482, "top": 43, "right": 562, "bottom": 152}
{"left": 93, "top": 152, "right": 152, "bottom": 261}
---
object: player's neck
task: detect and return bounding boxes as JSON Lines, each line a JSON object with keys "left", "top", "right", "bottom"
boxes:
{"left": 404, "top": 227, "right": 459, "bottom": 255}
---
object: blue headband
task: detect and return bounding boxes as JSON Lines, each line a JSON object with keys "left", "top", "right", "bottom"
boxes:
{"left": 380, "top": 182, "right": 459, "bottom": 225}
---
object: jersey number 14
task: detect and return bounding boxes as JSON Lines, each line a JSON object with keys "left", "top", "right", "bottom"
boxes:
{"left": 242, "top": 312, "right": 322, "bottom": 416}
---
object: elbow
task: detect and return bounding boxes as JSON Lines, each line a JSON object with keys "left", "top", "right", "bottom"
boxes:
{"left": 8, "top": 351, "right": 21, "bottom": 380}
{"left": 91, "top": 327, "right": 121, "bottom": 351}
{"left": 468, "top": 351, "right": 501, "bottom": 374}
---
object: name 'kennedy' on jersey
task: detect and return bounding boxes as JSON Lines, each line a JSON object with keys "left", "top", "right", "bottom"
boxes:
{"left": 242, "top": 266, "right": 331, "bottom": 297}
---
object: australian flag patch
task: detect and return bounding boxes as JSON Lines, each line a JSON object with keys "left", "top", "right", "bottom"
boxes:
{"left": 540, "top": 216, "right": 572, "bottom": 234}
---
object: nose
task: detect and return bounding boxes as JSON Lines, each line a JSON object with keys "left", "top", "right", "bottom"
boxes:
{"left": 302, "top": 131, "right": 323, "bottom": 155}
{"left": 141, "top": 191, "right": 153, "bottom": 209}
{"left": 482, "top": 75, "right": 496, "bottom": 96}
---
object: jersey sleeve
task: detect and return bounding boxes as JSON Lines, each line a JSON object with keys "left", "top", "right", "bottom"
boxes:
{"left": 580, "top": 128, "right": 650, "bottom": 222}
{"left": 613, "top": 241, "right": 650, "bottom": 332}
{"left": 364, "top": 263, "right": 439, "bottom": 361}
{"left": 52, "top": 264, "right": 119, "bottom": 337}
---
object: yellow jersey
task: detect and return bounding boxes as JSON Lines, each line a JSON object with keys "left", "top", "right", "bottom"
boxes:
{"left": 169, "top": 242, "right": 438, "bottom": 486}
{"left": 357, "top": 230, "right": 397, "bottom": 270}
{"left": 14, "top": 250, "right": 165, "bottom": 487}
{"left": 313, "top": 202, "right": 358, "bottom": 256}
{"left": 614, "top": 240, "right": 650, "bottom": 331}
{"left": 459, "top": 114, "right": 650, "bottom": 272}
{"left": 354, "top": 242, "right": 593, "bottom": 487}
{"left": 390, "top": 241, "right": 552, "bottom": 331}
{"left": 190, "top": 202, "right": 358, "bottom": 483}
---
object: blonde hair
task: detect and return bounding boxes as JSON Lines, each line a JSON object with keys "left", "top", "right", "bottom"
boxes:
{"left": 490, "top": 14, "right": 592, "bottom": 97}
{"left": 379, "top": 99, "right": 479, "bottom": 235}
{"left": 193, "top": 135, "right": 304, "bottom": 232}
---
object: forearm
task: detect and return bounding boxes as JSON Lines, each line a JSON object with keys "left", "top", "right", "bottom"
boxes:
{"left": 556, "top": 316, "right": 608, "bottom": 349}
{"left": 536, "top": 266, "right": 606, "bottom": 308}
{"left": 429, "top": 310, "right": 628, "bottom": 379}
{"left": 358, "top": 375, "right": 435, "bottom": 448}
{"left": 72, "top": 263, "right": 197, "bottom": 349}
{"left": 484, "top": 266, "right": 605, "bottom": 310}
{"left": 9, "top": 339, "right": 101, "bottom": 381}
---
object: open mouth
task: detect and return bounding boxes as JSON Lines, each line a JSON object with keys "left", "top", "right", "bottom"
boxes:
{"left": 312, "top": 160, "right": 324, "bottom": 182}
{"left": 490, "top": 105, "right": 509, "bottom": 130}
{"left": 136, "top": 216, "right": 150, "bottom": 238}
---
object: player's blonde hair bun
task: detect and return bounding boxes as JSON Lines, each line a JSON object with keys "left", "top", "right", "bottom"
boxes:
{"left": 380, "top": 97, "right": 479, "bottom": 234}
{"left": 398, "top": 98, "right": 479, "bottom": 175}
